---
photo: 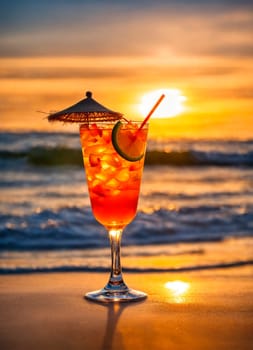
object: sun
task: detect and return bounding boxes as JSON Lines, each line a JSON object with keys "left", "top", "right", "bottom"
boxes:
{"left": 139, "top": 88, "right": 186, "bottom": 119}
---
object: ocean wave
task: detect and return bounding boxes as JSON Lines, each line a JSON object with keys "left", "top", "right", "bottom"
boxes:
{"left": 1, "top": 259, "right": 252, "bottom": 274}
{"left": 145, "top": 150, "right": 253, "bottom": 166}
{"left": 1, "top": 204, "right": 252, "bottom": 251}
{"left": 1, "top": 147, "right": 253, "bottom": 167}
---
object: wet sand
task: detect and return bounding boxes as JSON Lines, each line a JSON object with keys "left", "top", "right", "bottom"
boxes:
{"left": 0, "top": 267, "right": 253, "bottom": 350}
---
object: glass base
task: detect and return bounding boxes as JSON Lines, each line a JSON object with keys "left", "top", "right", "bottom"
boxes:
{"left": 85, "top": 288, "right": 147, "bottom": 303}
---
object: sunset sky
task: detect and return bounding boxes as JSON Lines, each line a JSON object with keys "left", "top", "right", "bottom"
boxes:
{"left": 1, "top": 0, "right": 253, "bottom": 139}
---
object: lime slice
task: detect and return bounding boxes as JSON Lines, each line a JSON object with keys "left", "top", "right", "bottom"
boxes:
{"left": 112, "top": 121, "right": 145, "bottom": 162}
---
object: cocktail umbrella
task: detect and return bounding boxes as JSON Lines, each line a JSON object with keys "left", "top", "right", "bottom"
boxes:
{"left": 48, "top": 91, "right": 123, "bottom": 123}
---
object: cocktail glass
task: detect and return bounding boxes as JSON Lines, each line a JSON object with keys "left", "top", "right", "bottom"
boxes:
{"left": 80, "top": 121, "right": 148, "bottom": 302}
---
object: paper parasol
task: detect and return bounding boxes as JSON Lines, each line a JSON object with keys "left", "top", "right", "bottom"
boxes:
{"left": 48, "top": 91, "right": 123, "bottom": 123}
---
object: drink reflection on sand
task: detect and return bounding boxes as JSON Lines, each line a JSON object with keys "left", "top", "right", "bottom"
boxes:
{"left": 100, "top": 303, "right": 127, "bottom": 350}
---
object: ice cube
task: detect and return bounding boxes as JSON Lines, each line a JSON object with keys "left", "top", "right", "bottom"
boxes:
{"left": 116, "top": 169, "right": 130, "bottom": 182}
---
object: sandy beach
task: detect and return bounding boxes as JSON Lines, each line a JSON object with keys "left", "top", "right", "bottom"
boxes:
{"left": 0, "top": 267, "right": 252, "bottom": 350}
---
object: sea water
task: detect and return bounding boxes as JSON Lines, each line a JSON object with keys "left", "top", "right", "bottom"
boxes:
{"left": 0, "top": 131, "right": 253, "bottom": 273}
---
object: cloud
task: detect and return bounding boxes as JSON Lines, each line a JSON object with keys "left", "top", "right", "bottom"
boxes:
{"left": 0, "top": 1, "right": 252, "bottom": 59}
{"left": 0, "top": 66, "right": 131, "bottom": 80}
{"left": 0, "top": 62, "right": 242, "bottom": 80}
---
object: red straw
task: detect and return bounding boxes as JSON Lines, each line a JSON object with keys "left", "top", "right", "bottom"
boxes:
{"left": 138, "top": 94, "right": 165, "bottom": 130}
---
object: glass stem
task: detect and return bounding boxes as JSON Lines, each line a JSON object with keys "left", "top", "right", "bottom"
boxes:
{"left": 105, "top": 229, "right": 128, "bottom": 291}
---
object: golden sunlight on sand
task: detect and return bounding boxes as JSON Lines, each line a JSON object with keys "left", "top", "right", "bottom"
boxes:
{"left": 164, "top": 280, "right": 190, "bottom": 303}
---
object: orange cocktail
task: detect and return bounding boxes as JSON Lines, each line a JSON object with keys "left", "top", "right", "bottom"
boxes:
{"left": 80, "top": 122, "right": 148, "bottom": 230}
{"left": 79, "top": 121, "right": 148, "bottom": 303}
